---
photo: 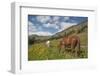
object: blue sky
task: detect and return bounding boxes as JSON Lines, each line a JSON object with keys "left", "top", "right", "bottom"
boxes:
{"left": 28, "top": 15, "right": 87, "bottom": 36}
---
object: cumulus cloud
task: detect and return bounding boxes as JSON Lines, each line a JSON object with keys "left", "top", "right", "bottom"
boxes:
{"left": 28, "top": 21, "right": 37, "bottom": 32}
{"left": 58, "top": 22, "right": 77, "bottom": 32}
{"left": 28, "top": 15, "right": 80, "bottom": 36}
{"left": 28, "top": 21, "right": 53, "bottom": 36}
{"left": 53, "top": 16, "right": 60, "bottom": 21}
{"left": 63, "top": 17, "right": 70, "bottom": 21}
{"left": 30, "top": 31, "right": 52, "bottom": 36}
{"left": 43, "top": 23, "right": 59, "bottom": 29}
{"left": 36, "top": 16, "right": 51, "bottom": 23}
{"left": 48, "top": 16, "right": 60, "bottom": 24}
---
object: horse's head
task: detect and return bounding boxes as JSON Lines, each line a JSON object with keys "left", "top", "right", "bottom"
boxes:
{"left": 59, "top": 40, "right": 65, "bottom": 48}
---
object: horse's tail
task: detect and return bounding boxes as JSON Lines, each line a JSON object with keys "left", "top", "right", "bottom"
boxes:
{"left": 77, "top": 38, "right": 80, "bottom": 56}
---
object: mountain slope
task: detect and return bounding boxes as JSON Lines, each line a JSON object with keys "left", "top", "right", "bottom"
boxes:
{"left": 51, "top": 20, "right": 88, "bottom": 38}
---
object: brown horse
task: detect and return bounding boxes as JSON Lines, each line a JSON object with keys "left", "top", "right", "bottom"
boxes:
{"left": 59, "top": 35, "right": 80, "bottom": 57}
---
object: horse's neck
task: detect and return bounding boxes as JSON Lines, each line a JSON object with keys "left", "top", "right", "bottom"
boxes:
{"left": 62, "top": 36, "right": 68, "bottom": 41}
{"left": 64, "top": 36, "right": 68, "bottom": 39}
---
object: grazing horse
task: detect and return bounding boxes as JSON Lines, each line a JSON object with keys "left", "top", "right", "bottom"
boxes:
{"left": 59, "top": 35, "right": 80, "bottom": 57}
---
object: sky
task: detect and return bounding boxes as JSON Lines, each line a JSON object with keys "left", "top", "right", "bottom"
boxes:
{"left": 28, "top": 15, "right": 87, "bottom": 36}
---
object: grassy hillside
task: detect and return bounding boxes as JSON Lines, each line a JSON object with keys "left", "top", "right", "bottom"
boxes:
{"left": 28, "top": 20, "right": 88, "bottom": 60}
{"left": 51, "top": 20, "right": 88, "bottom": 39}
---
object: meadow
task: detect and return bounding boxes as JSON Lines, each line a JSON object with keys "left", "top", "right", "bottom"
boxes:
{"left": 28, "top": 34, "right": 88, "bottom": 61}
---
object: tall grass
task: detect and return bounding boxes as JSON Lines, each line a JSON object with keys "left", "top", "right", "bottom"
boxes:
{"left": 28, "top": 39, "right": 88, "bottom": 61}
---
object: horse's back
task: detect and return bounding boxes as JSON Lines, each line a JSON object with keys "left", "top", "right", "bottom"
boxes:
{"left": 62, "top": 35, "right": 80, "bottom": 45}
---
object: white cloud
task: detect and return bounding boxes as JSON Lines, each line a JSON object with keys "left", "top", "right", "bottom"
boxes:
{"left": 58, "top": 22, "right": 77, "bottom": 32}
{"left": 43, "top": 23, "right": 59, "bottom": 29}
{"left": 53, "top": 16, "right": 60, "bottom": 21}
{"left": 63, "top": 17, "right": 70, "bottom": 21}
{"left": 42, "top": 16, "right": 71, "bottom": 30}
{"left": 49, "top": 16, "right": 60, "bottom": 24}
{"left": 29, "top": 16, "right": 78, "bottom": 36}
{"left": 44, "top": 23, "right": 54, "bottom": 27}
{"left": 28, "top": 21, "right": 37, "bottom": 35}
{"left": 28, "top": 21, "right": 53, "bottom": 36}
{"left": 36, "top": 16, "right": 51, "bottom": 23}
{"left": 55, "top": 20, "right": 60, "bottom": 25}
{"left": 30, "top": 31, "right": 52, "bottom": 36}
{"left": 28, "top": 21, "right": 37, "bottom": 32}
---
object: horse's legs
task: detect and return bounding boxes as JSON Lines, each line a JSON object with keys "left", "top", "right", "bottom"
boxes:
{"left": 71, "top": 41, "right": 77, "bottom": 57}
{"left": 59, "top": 45, "right": 65, "bottom": 54}
{"left": 77, "top": 41, "right": 80, "bottom": 57}
{"left": 72, "top": 47, "right": 78, "bottom": 57}
{"left": 71, "top": 44, "right": 74, "bottom": 52}
{"left": 73, "top": 39, "right": 80, "bottom": 57}
{"left": 75, "top": 48, "right": 78, "bottom": 57}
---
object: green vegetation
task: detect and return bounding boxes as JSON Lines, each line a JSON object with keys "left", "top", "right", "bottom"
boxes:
{"left": 28, "top": 39, "right": 88, "bottom": 60}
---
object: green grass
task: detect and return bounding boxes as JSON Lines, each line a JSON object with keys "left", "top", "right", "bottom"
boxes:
{"left": 78, "top": 32, "right": 88, "bottom": 45}
{"left": 28, "top": 38, "right": 88, "bottom": 61}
